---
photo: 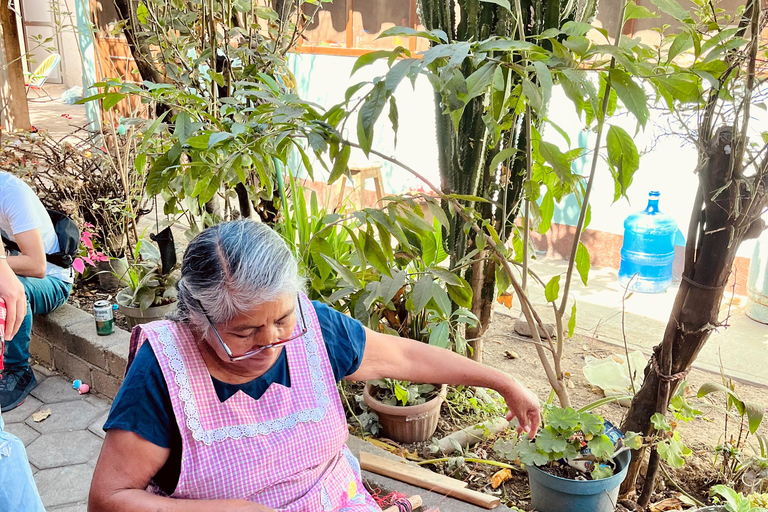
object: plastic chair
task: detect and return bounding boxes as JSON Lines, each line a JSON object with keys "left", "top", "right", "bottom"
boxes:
{"left": 25, "top": 54, "right": 61, "bottom": 100}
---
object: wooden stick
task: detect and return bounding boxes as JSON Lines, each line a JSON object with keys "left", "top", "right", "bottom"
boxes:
{"left": 382, "top": 495, "right": 423, "bottom": 512}
{"left": 360, "top": 452, "right": 500, "bottom": 509}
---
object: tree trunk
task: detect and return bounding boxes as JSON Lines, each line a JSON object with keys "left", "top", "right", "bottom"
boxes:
{"left": 0, "top": 2, "right": 30, "bottom": 131}
{"left": 112, "top": 0, "right": 164, "bottom": 85}
{"left": 621, "top": 126, "right": 768, "bottom": 493}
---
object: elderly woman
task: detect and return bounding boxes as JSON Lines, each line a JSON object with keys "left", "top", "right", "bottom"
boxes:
{"left": 89, "top": 220, "right": 539, "bottom": 512}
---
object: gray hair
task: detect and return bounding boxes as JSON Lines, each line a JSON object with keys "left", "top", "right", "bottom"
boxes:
{"left": 172, "top": 219, "right": 304, "bottom": 335}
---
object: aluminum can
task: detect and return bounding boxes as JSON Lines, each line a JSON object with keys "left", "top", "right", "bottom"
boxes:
{"left": 94, "top": 300, "right": 114, "bottom": 336}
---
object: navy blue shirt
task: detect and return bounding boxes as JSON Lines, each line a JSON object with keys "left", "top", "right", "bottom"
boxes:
{"left": 104, "top": 301, "right": 366, "bottom": 495}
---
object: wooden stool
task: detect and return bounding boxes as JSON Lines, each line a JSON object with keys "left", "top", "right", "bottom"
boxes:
{"left": 336, "top": 162, "right": 385, "bottom": 210}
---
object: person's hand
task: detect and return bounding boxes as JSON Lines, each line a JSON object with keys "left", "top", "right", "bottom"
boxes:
{"left": 0, "top": 258, "right": 26, "bottom": 340}
{"left": 501, "top": 378, "right": 541, "bottom": 439}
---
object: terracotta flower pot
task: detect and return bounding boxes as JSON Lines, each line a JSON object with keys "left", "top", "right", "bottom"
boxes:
{"left": 118, "top": 301, "right": 177, "bottom": 329}
{"left": 362, "top": 383, "right": 447, "bottom": 444}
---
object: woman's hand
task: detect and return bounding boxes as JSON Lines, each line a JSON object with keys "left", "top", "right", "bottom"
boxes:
{"left": 0, "top": 259, "right": 26, "bottom": 340}
{"left": 499, "top": 378, "right": 541, "bottom": 439}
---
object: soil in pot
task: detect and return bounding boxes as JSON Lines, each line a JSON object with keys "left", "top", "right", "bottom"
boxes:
{"left": 526, "top": 449, "right": 631, "bottom": 512}
{"left": 363, "top": 383, "right": 447, "bottom": 444}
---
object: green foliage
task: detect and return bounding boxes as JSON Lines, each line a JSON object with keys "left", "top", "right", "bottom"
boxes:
{"left": 368, "top": 379, "right": 438, "bottom": 407}
{"left": 112, "top": 236, "right": 178, "bottom": 311}
{"left": 80, "top": 0, "right": 340, "bottom": 239}
{"left": 710, "top": 485, "right": 768, "bottom": 512}
{"left": 509, "top": 406, "right": 640, "bottom": 479}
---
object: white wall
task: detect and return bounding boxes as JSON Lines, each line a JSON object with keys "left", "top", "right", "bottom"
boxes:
{"left": 289, "top": 52, "right": 768, "bottom": 260}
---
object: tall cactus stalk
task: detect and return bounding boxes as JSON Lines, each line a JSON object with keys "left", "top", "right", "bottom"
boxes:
{"left": 417, "top": 0, "right": 598, "bottom": 361}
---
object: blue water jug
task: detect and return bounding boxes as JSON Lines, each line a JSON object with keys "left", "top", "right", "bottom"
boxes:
{"left": 618, "top": 191, "right": 678, "bottom": 293}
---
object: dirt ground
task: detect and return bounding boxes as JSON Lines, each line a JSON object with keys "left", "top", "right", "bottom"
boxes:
{"left": 424, "top": 305, "right": 768, "bottom": 510}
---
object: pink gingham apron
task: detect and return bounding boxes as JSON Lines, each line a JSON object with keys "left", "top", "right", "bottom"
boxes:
{"left": 131, "top": 294, "right": 380, "bottom": 511}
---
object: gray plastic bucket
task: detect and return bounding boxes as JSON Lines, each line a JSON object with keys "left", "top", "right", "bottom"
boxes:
{"left": 526, "top": 450, "right": 631, "bottom": 512}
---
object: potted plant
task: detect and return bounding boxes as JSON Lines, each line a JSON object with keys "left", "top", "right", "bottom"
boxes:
{"left": 362, "top": 378, "right": 447, "bottom": 443}
{"left": 513, "top": 407, "right": 642, "bottom": 512}
{"left": 697, "top": 485, "right": 768, "bottom": 512}
{"left": 113, "top": 237, "right": 178, "bottom": 328}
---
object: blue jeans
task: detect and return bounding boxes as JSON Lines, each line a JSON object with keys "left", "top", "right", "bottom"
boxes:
{"left": 3, "top": 276, "right": 71, "bottom": 371}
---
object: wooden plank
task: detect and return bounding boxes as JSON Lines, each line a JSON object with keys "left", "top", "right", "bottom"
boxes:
{"left": 359, "top": 452, "right": 500, "bottom": 510}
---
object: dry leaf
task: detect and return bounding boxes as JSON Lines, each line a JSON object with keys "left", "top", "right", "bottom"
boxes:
{"left": 504, "top": 350, "right": 519, "bottom": 359}
{"left": 496, "top": 293, "right": 514, "bottom": 309}
{"left": 649, "top": 497, "right": 686, "bottom": 512}
{"left": 490, "top": 468, "right": 512, "bottom": 489}
{"left": 32, "top": 408, "right": 51, "bottom": 422}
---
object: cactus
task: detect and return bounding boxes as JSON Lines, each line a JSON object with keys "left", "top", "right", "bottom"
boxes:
{"left": 417, "top": 0, "right": 599, "bottom": 359}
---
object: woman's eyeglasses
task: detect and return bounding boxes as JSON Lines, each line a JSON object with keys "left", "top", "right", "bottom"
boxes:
{"left": 196, "top": 296, "right": 308, "bottom": 361}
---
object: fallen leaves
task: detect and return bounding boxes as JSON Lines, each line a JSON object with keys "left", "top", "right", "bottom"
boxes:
{"left": 490, "top": 468, "right": 512, "bottom": 489}
{"left": 497, "top": 293, "right": 514, "bottom": 309}
{"left": 32, "top": 408, "right": 51, "bottom": 422}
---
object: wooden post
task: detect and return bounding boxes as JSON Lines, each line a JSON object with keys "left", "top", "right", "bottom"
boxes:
{"left": 0, "top": 1, "right": 31, "bottom": 130}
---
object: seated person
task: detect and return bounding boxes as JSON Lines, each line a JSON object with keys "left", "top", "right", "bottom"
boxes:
{"left": 0, "top": 295, "right": 45, "bottom": 512}
{"left": 0, "top": 171, "right": 73, "bottom": 411}
{"left": 89, "top": 219, "right": 540, "bottom": 512}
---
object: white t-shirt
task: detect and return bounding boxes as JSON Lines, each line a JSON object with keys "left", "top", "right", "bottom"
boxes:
{"left": 0, "top": 172, "right": 74, "bottom": 283}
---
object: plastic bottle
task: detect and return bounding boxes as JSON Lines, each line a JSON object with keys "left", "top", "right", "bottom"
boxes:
{"left": 618, "top": 191, "right": 678, "bottom": 293}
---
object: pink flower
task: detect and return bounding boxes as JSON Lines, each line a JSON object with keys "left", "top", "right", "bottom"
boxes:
{"left": 84, "top": 255, "right": 94, "bottom": 266}
{"left": 73, "top": 258, "right": 85, "bottom": 274}
{"left": 95, "top": 253, "right": 109, "bottom": 262}
{"left": 82, "top": 237, "right": 93, "bottom": 249}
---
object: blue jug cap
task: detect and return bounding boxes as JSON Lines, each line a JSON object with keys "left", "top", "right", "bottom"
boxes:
{"left": 649, "top": 191, "right": 660, "bottom": 197}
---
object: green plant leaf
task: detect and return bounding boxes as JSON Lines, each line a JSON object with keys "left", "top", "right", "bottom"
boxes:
{"left": 357, "top": 82, "right": 388, "bottom": 155}
{"left": 351, "top": 50, "right": 396, "bottom": 75}
{"left": 394, "top": 382, "right": 410, "bottom": 406}
{"left": 651, "top": 413, "right": 672, "bottom": 432}
{"left": 744, "top": 401, "right": 765, "bottom": 435}
{"left": 522, "top": 79, "right": 543, "bottom": 112}
{"left": 658, "top": 431, "right": 691, "bottom": 468}
{"left": 536, "top": 426, "right": 568, "bottom": 454}
{"left": 328, "top": 144, "right": 350, "bottom": 184}
{"left": 587, "top": 434, "right": 614, "bottom": 460}
{"left": 544, "top": 275, "right": 561, "bottom": 303}
{"left": 489, "top": 148, "right": 519, "bottom": 175}
{"left": 173, "top": 111, "right": 194, "bottom": 144}
{"left": 446, "top": 276, "right": 473, "bottom": 309}
{"left": 624, "top": 431, "right": 643, "bottom": 450}
{"left": 136, "top": 2, "right": 149, "bottom": 24}
{"left": 575, "top": 243, "right": 590, "bottom": 286}
{"left": 378, "top": 26, "right": 444, "bottom": 43}
{"left": 538, "top": 190, "right": 554, "bottom": 235}
{"left": 591, "top": 465, "right": 614, "bottom": 480}
{"left": 412, "top": 276, "right": 434, "bottom": 313}
{"left": 567, "top": 302, "right": 577, "bottom": 338}
{"left": 102, "top": 92, "right": 126, "bottom": 111}
{"left": 667, "top": 30, "right": 693, "bottom": 63}
{"left": 186, "top": 133, "right": 211, "bottom": 150}
{"left": 464, "top": 62, "right": 496, "bottom": 102}
{"left": 649, "top": 0, "right": 690, "bottom": 21}
{"left": 479, "top": 0, "right": 511, "bottom": 11}
{"left": 547, "top": 407, "right": 580, "bottom": 431}
{"left": 624, "top": 1, "right": 659, "bottom": 22}
{"left": 362, "top": 231, "right": 392, "bottom": 277}
{"left": 539, "top": 141, "right": 572, "bottom": 182}
{"left": 580, "top": 413, "right": 605, "bottom": 436}
{"left": 609, "top": 69, "right": 648, "bottom": 127}
{"left": 517, "top": 439, "right": 549, "bottom": 466}
{"left": 320, "top": 254, "right": 362, "bottom": 290}
{"left": 429, "top": 321, "right": 450, "bottom": 348}
{"left": 208, "top": 132, "right": 233, "bottom": 149}
{"left": 606, "top": 125, "right": 639, "bottom": 202}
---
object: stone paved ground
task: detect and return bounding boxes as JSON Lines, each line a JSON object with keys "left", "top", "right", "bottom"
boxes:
{"left": 4, "top": 364, "right": 109, "bottom": 512}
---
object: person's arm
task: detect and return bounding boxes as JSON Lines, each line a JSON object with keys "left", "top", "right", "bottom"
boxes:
{"left": 6, "top": 229, "right": 46, "bottom": 279}
{"left": 346, "top": 327, "right": 541, "bottom": 438}
{"left": 89, "top": 430, "right": 276, "bottom": 512}
{"left": 0, "top": 255, "right": 26, "bottom": 340}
